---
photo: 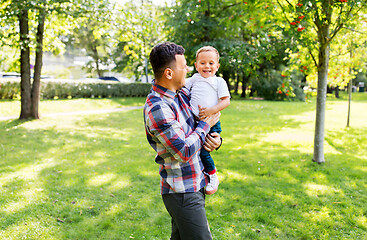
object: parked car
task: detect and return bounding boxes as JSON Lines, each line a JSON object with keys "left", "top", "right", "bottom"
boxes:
{"left": 98, "top": 76, "right": 120, "bottom": 81}
{"left": 1, "top": 72, "right": 20, "bottom": 78}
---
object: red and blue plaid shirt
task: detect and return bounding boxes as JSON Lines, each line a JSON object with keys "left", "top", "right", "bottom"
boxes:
{"left": 144, "top": 83, "right": 210, "bottom": 194}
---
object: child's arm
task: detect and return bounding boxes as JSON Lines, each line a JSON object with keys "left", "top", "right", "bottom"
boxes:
{"left": 199, "top": 96, "right": 230, "bottom": 120}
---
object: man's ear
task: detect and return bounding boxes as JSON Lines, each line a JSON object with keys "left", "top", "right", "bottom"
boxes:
{"left": 163, "top": 68, "right": 173, "bottom": 79}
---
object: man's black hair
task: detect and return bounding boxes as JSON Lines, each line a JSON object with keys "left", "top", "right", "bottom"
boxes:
{"left": 149, "top": 42, "right": 185, "bottom": 80}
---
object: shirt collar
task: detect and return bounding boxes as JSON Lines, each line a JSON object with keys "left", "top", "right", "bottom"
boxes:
{"left": 192, "top": 73, "right": 216, "bottom": 80}
{"left": 152, "top": 81, "right": 176, "bottom": 99}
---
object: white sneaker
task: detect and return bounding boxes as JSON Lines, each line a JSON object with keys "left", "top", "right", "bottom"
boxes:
{"left": 205, "top": 173, "right": 219, "bottom": 195}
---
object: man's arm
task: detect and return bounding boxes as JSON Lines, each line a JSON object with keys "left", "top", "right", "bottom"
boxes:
{"left": 146, "top": 102, "right": 220, "bottom": 163}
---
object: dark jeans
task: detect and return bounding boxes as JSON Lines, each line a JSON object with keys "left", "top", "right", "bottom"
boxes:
{"left": 200, "top": 121, "right": 222, "bottom": 173}
{"left": 162, "top": 188, "right": 212, "bottom": 240}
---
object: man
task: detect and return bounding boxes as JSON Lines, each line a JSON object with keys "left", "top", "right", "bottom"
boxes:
{"left": 143, "top": 42, "right": 222, "bottom": 239}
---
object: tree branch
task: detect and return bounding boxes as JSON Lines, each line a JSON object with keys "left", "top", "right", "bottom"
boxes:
{"left": 284, "top": 0, "right": 294, "bottom": 8}
{"left": 275, "top": 0, "right": 292, "bottom": 25}
{"left": 342, "top": 26, "right": 367, "bottom": 35}
{"left": 222, "top": 2, "right": 242, "bottom": 11}
{"left": 313, "top": 1, "right": 322, "bottom": 33}
{"left": 308, "top": 46, "right": 318, "bottom": 67}
{"left": 330, "top": 3, "right": 354, "bottom": 41}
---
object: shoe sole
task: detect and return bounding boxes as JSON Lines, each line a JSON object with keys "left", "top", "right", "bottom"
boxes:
{"left": 205, "top": 181, "right": 219, "bottom": 195}
{"left": 205, "top": 188, "right": 218, "bottom": 195}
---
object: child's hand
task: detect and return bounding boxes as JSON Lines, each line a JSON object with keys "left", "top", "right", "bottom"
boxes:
{"left": 198, "top": 105, "right": 216, "bottom": 120}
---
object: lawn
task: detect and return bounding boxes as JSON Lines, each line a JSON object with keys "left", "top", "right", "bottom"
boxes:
{"left": 0, "top": 92, "right": 366, "bottom": 239}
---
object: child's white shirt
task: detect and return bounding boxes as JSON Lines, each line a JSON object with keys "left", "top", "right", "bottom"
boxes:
{"left": 185, "top": 73, "right": 231, "bottom": 117}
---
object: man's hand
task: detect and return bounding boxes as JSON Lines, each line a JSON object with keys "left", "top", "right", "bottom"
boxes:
{"left": 203, "top": 132, "right": 221, "bottom": 152}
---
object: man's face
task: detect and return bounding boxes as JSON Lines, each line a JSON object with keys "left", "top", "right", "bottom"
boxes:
{"left": 195, "top": 51, "right": 220, "bottom": 78}
{"left": 172, "top": 54, "right": 189, "bottom": 90}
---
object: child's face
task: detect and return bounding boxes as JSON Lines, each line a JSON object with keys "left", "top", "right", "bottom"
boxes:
{"left": 195, "top": 51, "right": 220, "bottom": 78}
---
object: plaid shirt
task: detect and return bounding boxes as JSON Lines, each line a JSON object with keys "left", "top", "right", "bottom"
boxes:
{"left": 144, "top": 83, "right": 210, "bottom": 194}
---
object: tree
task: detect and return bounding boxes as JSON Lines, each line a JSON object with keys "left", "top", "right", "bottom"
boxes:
{"left": 0, "top": 0, "right": 110, "bottom": 119}
{"left": 63, "top": 0, "right": 116, "bottom": 78}
{"left": 1, "top": 0, "right": 71, "bottom": 119}
{"left": 276, "top": 0, "right": 367, "bottom": 163}
{"left": 108, "top": 0, "right": 165, "bottom": 81}
{"left": 165, "top": 0, "right": 304, "bottom": 100}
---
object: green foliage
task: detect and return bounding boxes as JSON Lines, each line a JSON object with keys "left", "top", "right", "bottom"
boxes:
{"left": 112, "top": 1, "right": 165, "bottom": 80}
{"left": 165, "top": 0, "right": 304, "bottom": 101}
{"left": 276, "top": 0, "right": 367, "bottom": 88}
{"left": 61, "top": 0, "right": 117, "bottom": 77}
{"left": 0, "top": 46, "right": 19, "bottom": 72}
{"left": 251, "top": 69, "right": 305, "bottom": 101}
{"left": 0, "top": 79, "right": 152, "bottom": 99}
{"left": 0, "top": 79, "right": 19, "bottom": 99}
{"left": 353, "top": 71, "right": 367, "bottom": 87}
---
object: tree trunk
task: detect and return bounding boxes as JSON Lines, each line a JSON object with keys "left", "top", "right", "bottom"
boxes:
{"left": 335, "top": 86, "right": 339, "bottom": 98}
{"left": 241, "top": 74, "right": 250, "bottom": 98}
{"left": 313, "top": 28, "right": 330, "bottom": 164}
{"left": 234, "top": 73, "right": 240, "bottom": 95}
{"left": 221, "top": 70, "right": 230, "bottom": 92}
{"left": 19, "top": 8, "right": 32, "bottom": 120}
{"left": 92, "top": 44, "right": 102, "bottom": 77}
{"left": 347, "top": 48, "right": 353, "bottom": 127}
{"left": 32, "top": 9, "right": 46, "bottom": 119}
{"left": 250, "top": 88, "right": 254, "bottom": 97}
{"left": 203, "top": 1, "right": 211, "bottom": 42}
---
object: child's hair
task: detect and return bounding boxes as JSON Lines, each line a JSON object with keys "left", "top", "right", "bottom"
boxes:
{"left": 195, "top": 46, "right": 220, "bottom": 60}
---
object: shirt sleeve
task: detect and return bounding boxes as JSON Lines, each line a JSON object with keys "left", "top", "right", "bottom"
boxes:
{"left": 217, "top": 77, "right": 231, "bottom": 99}
{"left": 184, "top": 77, "right": 194, "bottom": 91}
{"left": 146, "top": 101, "right": 210, "bottom": 163}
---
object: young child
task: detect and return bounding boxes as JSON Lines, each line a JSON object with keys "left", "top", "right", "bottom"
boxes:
{"left": 185, "top": 46, "right": 230, "bottom": 195}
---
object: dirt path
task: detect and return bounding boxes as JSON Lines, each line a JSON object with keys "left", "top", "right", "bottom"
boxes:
{"left": 0, "top": 106, "right": 144, "bottom": 121}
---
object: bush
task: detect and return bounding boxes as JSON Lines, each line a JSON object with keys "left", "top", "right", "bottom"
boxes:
{"left": 251, "top": 69, "right": 305, "bottom": 101}
{"left": 0, "top": 79, "right": 19, "bottom": 99}
{"left": 0, "top": 78, "right": 152, "bottom": 100}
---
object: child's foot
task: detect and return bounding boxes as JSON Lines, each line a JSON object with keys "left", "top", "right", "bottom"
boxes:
{"left": 205, "top": 173, "right": 219, "bottom": 195}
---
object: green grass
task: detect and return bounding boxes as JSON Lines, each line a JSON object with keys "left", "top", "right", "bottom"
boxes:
{"left": 1, "top": 92, "right": 366, "bottom": 239}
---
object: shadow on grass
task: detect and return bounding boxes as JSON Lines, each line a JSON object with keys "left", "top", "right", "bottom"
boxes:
{"left": 0, "top": 109, "right": 167, "bottom": 239}
{"left": 210, "top": 139, "right": 367, "bottom": 239}
{"left": 1, "top": 99, "right": 366, "bottom": 239}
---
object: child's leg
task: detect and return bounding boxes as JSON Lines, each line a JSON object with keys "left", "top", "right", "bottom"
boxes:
{"left": 202, "top": 121, "right": 222, "bottom": 195}
{"left": 201, "top": 121, "right": 222, "bottom": 174}
{"left": 200, "top": 148, "right": 216, "bottom": 174}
